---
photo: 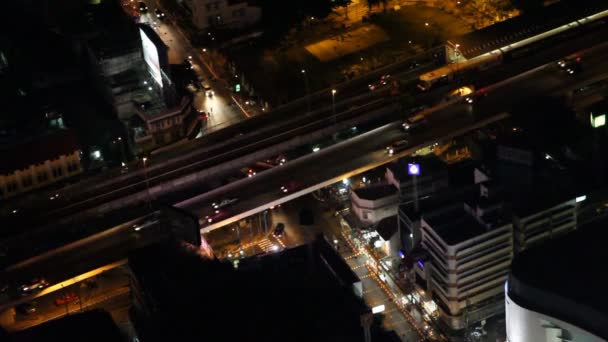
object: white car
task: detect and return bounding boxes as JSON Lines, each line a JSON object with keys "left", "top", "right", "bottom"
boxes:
{"left": 386, "top": 139, "right": 409, "bottom": 156}
{"left": 212, "top": 198, "right": 238, "bottom": 209}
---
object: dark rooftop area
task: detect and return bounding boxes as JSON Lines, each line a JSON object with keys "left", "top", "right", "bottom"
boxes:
{"left": 9, "top": 309, "right": 122, "bottom": 342}
{"left": 353, "top": 184, "right": 397, "bottom": 201}
{"left": 448, "top": 0, "right": 608, "bottom": 59}
{"left": 509, "top": 218, "right": 608, "bottom": 340}
{"left": 422, "top": 204, "right": 490, "bottom": 245}
{"left": 129, "top": 237, "right": 394, "bottom": 342}
{"left": 376, "top": 216, "right": 398, "bottom": 241}
{"left": 494, "top": 161, "right": 576, "bottom": 218}
{"left": 400, "top": 184, "right": 478, "bottom": 220}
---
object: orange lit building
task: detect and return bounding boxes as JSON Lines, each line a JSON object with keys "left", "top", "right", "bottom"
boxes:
{"left": 0, "top": 129, "right": 82, "bottom": 199}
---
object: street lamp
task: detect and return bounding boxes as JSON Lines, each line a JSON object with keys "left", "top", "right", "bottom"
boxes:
{"left": 331, "top": 89, "right": 337, "bottom": 122}
{"left": 302, "top": 69, "right": 311, "bottom": 113}
{"left": 115, "top": 137, "right": 127, "bottom": 167}
{"left": 454, "top": 43, "right": 461, "bottom": 79}
{"left": 142, "top": 157, "right": 152, "bottom": 209}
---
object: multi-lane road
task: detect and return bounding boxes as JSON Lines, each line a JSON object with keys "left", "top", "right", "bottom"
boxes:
{"left": 184, "top": 42, "right": 608, "bottom": 233}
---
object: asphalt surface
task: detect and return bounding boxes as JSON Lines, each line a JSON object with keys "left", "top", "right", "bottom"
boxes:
{"left": 187, "top": 41, "right": 608, "bottom": 233}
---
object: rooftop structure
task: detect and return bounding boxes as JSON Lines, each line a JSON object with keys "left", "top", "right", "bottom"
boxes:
{"left": 129, "top": 236, "right": 397, "bottom": 341}
{"left": 353, "top": 184, "right": 398, "bottom": 201}
{"left": 506, "top": 219, "right": 608, "bottom": 341}
{"left": 350, "top": 184, "right": 398, "bottom": 225}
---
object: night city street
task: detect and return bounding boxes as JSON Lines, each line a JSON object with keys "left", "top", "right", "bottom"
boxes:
{"left": 2, "top": 0, "right": 608, "bottom": 341}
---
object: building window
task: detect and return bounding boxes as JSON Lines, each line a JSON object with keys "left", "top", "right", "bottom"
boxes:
{"left": 52, "top": 167, "right": 63, "bottom": 178}
{"left": 7, "top": 181, "right": 17, "bottom": 192}
{"left": 37, "top": 171, "right": 48, "bottom": 182}
{"left": 67, "top": 161, "right": 80, "bottom": 173}
{"left": 21, "top": 175, "right": 33, "bottom": 188}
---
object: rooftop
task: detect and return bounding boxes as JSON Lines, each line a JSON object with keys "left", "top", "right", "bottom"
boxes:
{"left": 129, "top": 237, "right": 395, "bottom": 342}
{"left": 58, "top": 0, "right": 140, "bottom": 55}
{"left": 494, "top": 161, "right": 576, "bottom": 218}
{"left": 376, "top": 215, "right": 398, "bottom": 241}
{"left": 399, "top": 184, "right": 478, "bottom": 220}
{"left": 448, "top": 0, "right": 608, "bottom": 59}
{"left": 352, "top": 184, "right": 397, "bottom": 201}
{"left": 508, "top": 218, "right": 608, "bottom": 340}
{"left": 423, "top": 204, "right": 490, "bottom": 246}
{"left": 0, "top": 129, "right": 80, "bottom": 175}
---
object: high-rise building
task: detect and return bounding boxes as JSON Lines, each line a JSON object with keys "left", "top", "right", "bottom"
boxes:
{"left": 506, "top": 219, "right": 608, "bottom": 342}
{"left": 414, "top": 183, "right": 513, "bottom": 330}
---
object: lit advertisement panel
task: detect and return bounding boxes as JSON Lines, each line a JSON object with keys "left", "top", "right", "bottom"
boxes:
{"left": 140, "top": 28, "right": 162, "bottom": 88}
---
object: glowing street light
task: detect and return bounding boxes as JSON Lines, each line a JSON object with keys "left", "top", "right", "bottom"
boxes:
{"left": 142, "top": 157, "right": 152, "bottom": 209}
{"left": 332, "top": 89, "right": 337, "bottom": 124}
{"left": 302, "top": 69, "right": 311, "bottom": 112}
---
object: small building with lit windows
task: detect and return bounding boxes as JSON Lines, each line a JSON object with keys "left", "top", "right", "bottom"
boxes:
{"left": 350, "top": 183, "right": 398, "bottom": 225}
{"left": 130, "top": 96, "right": 200, "bottom": 154}
{"left": 183, "top": 0, "right": 262, "bottom": 32}
{"left": 0, "top": 129, "right": 82, "bottom": 199}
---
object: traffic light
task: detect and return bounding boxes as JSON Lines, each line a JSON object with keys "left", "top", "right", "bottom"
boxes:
{"left": 235, "top": 84, "right": 241, "bottom": 93}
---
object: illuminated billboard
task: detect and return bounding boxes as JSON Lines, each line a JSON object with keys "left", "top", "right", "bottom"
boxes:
{"left": 408, "top": 163, "right": 420, "bottom": 176}
{"left": 590, "top": 112, "right": 606, "bottom": 128}
{"left": 140, "top": 27, "right": 163, "bottom": 88}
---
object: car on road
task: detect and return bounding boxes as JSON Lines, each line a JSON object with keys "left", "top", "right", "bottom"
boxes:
{"left": 240, "top": 167, "right": 258, "bottom": 177}
{"left": 16, "top": 302, "right": 37, "bottom": 315}
{"left": 197, "top": 109, "right": 209, "bottom": 121}
{"left": 368, "top": 74, "right": 391, "bottom": 91}
{"left": 273, "top": 223, "right": 285, "bottom": 238}
{"left": 444, "top": 85, "right": 475, "bottom": 104}
{"left": 18, "top": 278, "right": 49, "bottom": 295}
{"left": 558, "top": 56, "right": 582, "bottom": 75}
{"left": 184, "top": 58, "right": 194, "bottom": 70}
{"left": 205, "top": 209, "right": 229, "bottom": 224}
{"left": 402, "top": 114, "right": 428, "bottom": 132}
{"left": 202, "top": 82, "right": 214, "bottom": 97}
{"left": 138, "top": 1, "right": 148, "bottom": 13}
{"left": 55, "top": 292, "right": 79, "bottom": 306}
{"left": 155, "top": 8, "right": 165, "bottom": 19}
{"left": 212, "top": 198, "right": 238, "bottom": 209}
{"left": 386, "top": 139, "right": 409, "bottom": 156}
{"left": 281, "top": 181, "right": 302, "bottom": 194}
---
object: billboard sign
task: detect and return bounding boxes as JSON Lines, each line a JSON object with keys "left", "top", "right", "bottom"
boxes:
{"left": 590, "top": 112, "right": 606, "bottom": 128}
{"left": 140, "top": 28, "right": 163, "bottom": 88}
{"left": 408, "top": 163, "right": 420, "bottom": 176}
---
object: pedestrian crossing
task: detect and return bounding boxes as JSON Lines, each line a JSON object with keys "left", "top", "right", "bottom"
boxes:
{"left": 257, "top": 238, "right": 276, "bottom": 252}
